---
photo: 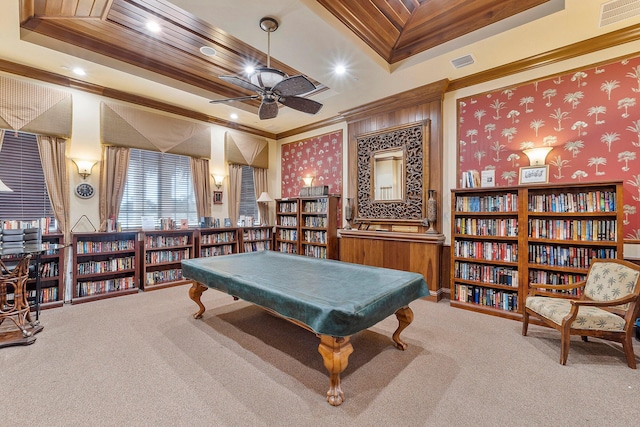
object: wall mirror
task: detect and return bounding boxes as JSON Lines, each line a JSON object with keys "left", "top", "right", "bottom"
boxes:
{"left": 372, "top": 148, "right": 405, "bottom": 201}
{"left": 355, "top": 121, "right": 429, "bottom": 223}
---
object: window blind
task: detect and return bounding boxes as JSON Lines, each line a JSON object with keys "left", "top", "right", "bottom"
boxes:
{"left": 118, "top": 149, "right": 197, "bottom": 229}
{"left": 239, "top": 165, "right": 258, "bottom": 224}
{"left": 0, "top": 131, "right": 54, "bottom": 220}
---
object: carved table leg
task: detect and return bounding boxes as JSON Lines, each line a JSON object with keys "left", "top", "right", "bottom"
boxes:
{"left": 189, "top": 282, "right": 208, "bottom": 319}
{"left": 392, "top": 306, "right": 414, "bottom": 350}
{"left": 318, "top": 335, "right": 354, "bottom": 406}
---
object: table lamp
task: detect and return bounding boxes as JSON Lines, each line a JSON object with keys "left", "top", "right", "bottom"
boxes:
{"left": 256, "top": 191, "right": 274, "bottom": 225}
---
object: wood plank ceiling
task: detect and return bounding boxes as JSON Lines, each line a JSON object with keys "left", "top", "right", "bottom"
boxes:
{"left": 18, "top": 0, "right": 550, "bottom": 108}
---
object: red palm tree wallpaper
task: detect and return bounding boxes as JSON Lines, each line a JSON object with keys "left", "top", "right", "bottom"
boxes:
{"left": 458, "top": 55, "right": 640, "bottom": 240}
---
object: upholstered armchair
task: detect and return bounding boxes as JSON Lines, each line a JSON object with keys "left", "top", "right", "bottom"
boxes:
{"left": 522, "top": 259, "right": 640, "bottom": 368}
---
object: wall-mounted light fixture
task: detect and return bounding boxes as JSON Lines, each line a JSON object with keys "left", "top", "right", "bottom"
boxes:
{"left": 302, "top": 175, "right": 314, "bottom": 187}
{"left": 212, "top": 174, "right": 225, "bottom": 189}
{"left": 72, "top": 159, "right": 97, "bottom": 179}
{"left": 522, "top": 147, "right": 552, "bottom": 166}
{"left": 0, "top": 178, "right": 13, "bottom": 192}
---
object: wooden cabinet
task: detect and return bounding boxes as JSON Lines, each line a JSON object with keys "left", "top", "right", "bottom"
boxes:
{"left": 239, "top": 226, "right": 273, "bottom": 252}
{"left": 300, "top": 195, "right": 339, "bottom": 259}
{"left": 141, "top": 230, "right": 195, "bottom": 290}
{"left": 275, "top": 199, "right": 299, "bottom": 254}
{"left": 196, "top": 228, "right": 238, "bottom": 257}
{"left": 450, "top": 181, "right": 623, "bottom": 319}
{"left": 72, "top": 232, "right": 139, "bottom": 303}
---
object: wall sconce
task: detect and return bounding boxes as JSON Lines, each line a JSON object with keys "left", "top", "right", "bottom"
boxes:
{"left": 212, "top": 174, "right": 225, "bottom": 189}
{"left": 72, "top": 159, "right": 97, "bottom": 179}
{"left": 302, "top": 176, "right": 314, "bottom": 187}
{"left": 522, "top": 147, "right": 552, "bottom": 166}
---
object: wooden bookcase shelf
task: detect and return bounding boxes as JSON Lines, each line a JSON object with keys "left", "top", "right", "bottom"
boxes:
{"left": 450, "top": 181, "right": 623, "bottom": 320}
{"left": 141, "top": 230, "right": 195, "bottom": 291}
{"left": 72, "top": 231, "right": 139, "bottom": 304}
{"left": 239, "top": 226, "right": 273, "bottom": 252}
{"left": 275, "top": 195, "right": 339, "bottom": 259}
{"left": 196, "top": 228, "right": 238, "bottom": 257}
{"left": 34, "top": 233, "right": 64, "bottom": 309}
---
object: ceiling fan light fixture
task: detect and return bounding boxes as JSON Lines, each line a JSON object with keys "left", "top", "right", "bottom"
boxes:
{"left": 249, "top": 67, "right": 286, "bottom": 89}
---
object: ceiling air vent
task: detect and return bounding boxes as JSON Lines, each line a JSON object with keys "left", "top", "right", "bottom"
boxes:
{"left": 451, "top": 54, "right": 475, "bottom": 69}
{"left": 600, "top": 0, "right": 640, "bottom": 27}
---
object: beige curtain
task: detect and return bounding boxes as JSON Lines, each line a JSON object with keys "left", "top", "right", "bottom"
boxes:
{"left": 253, "top": 167, "right": 268, "bottom": 224}
{"left": 0, "top": 129, "right": 4, "bottom": 151}
{"left": 228, "top": 164, "right": 243, "bottom": 225}
{"left": 36, "top": 135, "right": 70, "bottom": 300}
{"left": 99, "top": 146, "right": 130, "bottom": 231}
{"left": 190, "top": 157, "right": 212, "bottom": 218}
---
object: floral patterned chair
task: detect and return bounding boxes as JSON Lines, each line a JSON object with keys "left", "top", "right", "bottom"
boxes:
{"left": 522, "top": 259, "right": 640, "bottom": 368}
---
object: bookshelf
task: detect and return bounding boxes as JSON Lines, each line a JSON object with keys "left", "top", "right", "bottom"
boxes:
{"left": 72, "top": 232, "right": 139, "bottom": 304}
{"left": 239, "top": 226, "right": 272, "bottom": 252}
{"left": 275, "top": 198, "right": 299, "bottom": 254}
{"left": 196, "top": 228, "right": 238, "bottom": 257}
{"left": 300, "top": 195, "right": 339, "bottom": 259}
{"left": 36, "top": 233, "right": 64, "bottom": 309}
{"left": 450, "top": 181, "right": 623, "bottom": 319}
{"left": 141, "top": 230, "right": 195, "bottom": 290}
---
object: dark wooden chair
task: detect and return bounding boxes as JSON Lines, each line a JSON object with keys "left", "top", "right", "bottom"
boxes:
{"left": 522, "top": 258, "right": 640, "bottom": 368}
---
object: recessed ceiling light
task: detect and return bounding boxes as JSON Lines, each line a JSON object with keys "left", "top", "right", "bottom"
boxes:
{"left": 334, "top": 65, "right": 346, "bottom": 75}
{"left": 72, "top": 67, "right": 86, "bottom": 76}
{"left": 146, "top": 21, "right": 161, "bottom": 33}
{"left": 230, "top": 113, "right": 239, "bottom": 120}
{"left": 200, "top": 46, "right": 217, "bottom": 57}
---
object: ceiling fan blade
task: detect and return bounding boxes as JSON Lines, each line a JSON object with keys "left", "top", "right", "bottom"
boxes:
{"left": 273, "top": 75, "right": 316, "bottom": 97}
{"left": 259, "top": 100, "right": 279, "bottom": 120}
{"left": 209, "top": 95, "right": 259, "bottom": 104}
{"left": 279, "top": 96, "right": 323, "bottom": 115}
{"left": 219, "top": 75, "right": 264, "bottom": 94}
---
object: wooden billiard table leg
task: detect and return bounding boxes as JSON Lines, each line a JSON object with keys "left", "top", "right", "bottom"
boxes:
{"left": 318, "top": 335, "right": 354, "bottom": 406}
{"left": 189, "top": 282, "right": 208, "bottom": 319}
{"left": 392, "top": 306, "right": 414, "bottom": 350}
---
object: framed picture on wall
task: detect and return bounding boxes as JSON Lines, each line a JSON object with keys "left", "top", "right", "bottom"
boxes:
{"left": 213, "top": 191, "right": 223, "bottom": 204}
{"left": 519, "top": 165, "right": 549, "bottom": 185}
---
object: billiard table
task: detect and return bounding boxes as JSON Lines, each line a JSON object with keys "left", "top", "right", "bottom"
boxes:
{"left": 181, "top": 251, "right": 429, "bottom": 406}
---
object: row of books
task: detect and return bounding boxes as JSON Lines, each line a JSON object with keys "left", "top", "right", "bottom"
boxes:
{"left": 528, "top": 218, "right": 616, "bottom": 241}
{"left": 243, "top": 229, "right": 270, "bottom": 241}
{"left": 302, "top": 201, "right": 328, "bottom": 213}
{"left": 40, "top": 261, "right": 59, "bottom": 278}
{"left": 277, "top": 243, "right": 298, "bottom": 254}
{"left": 455, "top": 193, "right": 518, "bottom": 212}
{"left": 200, "top": 232, "right": 235, "bottom": 244}
{"left": 454, "top": 284, "right": 519, "bottom": 312}
{"left": 1, "top": 218, "right": 57, "bottom": 233}
{"left": 528, "top": 190, "right": 616, "bottom": 213}
{"left": 528, "top": 270, "right": 586, "bottom": 293}
{"left": 200, "top": 245, "right": 234, "bottom": 257}
{"left": 76, "top": 256, "right": 135, "bottom": 276}
{"left": 304, "top": 216, "right": 328, "bottom": 227}
{"left": 454, "top": 261, "right": 519, "bottom": 287}
{"left": 528, "top": 244, "right": 617, "bottom": 268}
{"left": 146, "top": 268, "right": 183, "bottom": 286}
{"left": 243, "top": 242, "right": 270, "bottom": 252}
{"left": 453, "top": 240, "right": 518, "bottom": 262}
{"left": 76, "top": 240, "right": 135, "bottom": 254}
{"left": 39, "top": 286, "right": 59, "bottom": 303}
{"left": 145, "top": 249, "right": 190, "bottom": 264}
{"left": 277, "top": 202, "right": 298, "bottom": 213}
{"left": 302, "top": 244, "right": 327, "bottom": 258}
{"left": 76, "top": 276, "right": 136, "bottom": 297}
{"left": 278, "top": 217, "right": 297, "bottom": 226}
{"left": 145, "top": 234, "right": 190, "bottom": 248}
{"left": 303, "top": 230, "right": 327, "bottom": 243}
{"left": 278, "top": 229, "right": 297, "bottom": 241}
{"left": 460, "top": 170, "right": 481, "bottom": 188}
{"left": 454, "top": 217, "right": 518, "bottom": 237}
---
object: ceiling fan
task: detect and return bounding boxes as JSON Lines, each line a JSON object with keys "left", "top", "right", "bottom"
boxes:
{"left": 210, "top": 17, "right": 323, "bottom": 120}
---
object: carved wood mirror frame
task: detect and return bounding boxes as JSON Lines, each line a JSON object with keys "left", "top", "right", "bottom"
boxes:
{"left": 355, "top": 120, "right": 430, "bottom": 224}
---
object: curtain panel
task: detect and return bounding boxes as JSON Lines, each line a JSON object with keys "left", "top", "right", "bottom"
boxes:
{"left": 224, "top": 131, "right": 269, "bottom": 168}
{"left": 99, "top": 146, "right": 130, "bottom": 231}
{"left": 253, "top": 167, "right": 268, "bottom": 224}
{"left": 100, "top": 102, "right": 210, "bottom": 158}
{"left": 190, "top": 157, "right": 212, "bottom": 218}
{"left": 0, "top": 76, "right": 72, "bottom": 138}
{"left": 228, "top": 164, "right": 243, "bottom": 225}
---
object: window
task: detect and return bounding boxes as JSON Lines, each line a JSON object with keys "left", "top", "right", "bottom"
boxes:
{"left": 118, "top": 149, "right": 197, "bottom": 229}
{"left": 0, "top": 131, "right": 54, "bottom": 221}
{"left": 238, "top": 165, "right": 258, "bottom": 225}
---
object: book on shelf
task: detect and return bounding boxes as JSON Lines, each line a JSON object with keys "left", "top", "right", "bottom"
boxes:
{"left": 461, "top": 170, "right": 481, "bottom": 188}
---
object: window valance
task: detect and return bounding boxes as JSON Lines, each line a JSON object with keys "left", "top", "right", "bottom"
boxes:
{"left": 224, "top": 131, "right": 269, "bottom": 169}
{"left": 100, "top": 102, "right": 210, "bottom": 158}
{"left": 0, "top": 76, "right": 72, "bottom": 138}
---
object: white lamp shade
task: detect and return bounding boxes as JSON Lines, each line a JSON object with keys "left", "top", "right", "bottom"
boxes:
{"left": 73, "top": 159, "right": 97, "bottom": 177}
{"left": 0, "top": 178, "right": 13, "bottom": 192}
{"left": 256, "top": 191, "right": 274, "bottom": 203}
{"left": 302, "top": 176, "right": 314, "bottom": 187}
{"left": 523, "top": 147, "right": 552, "bottom": 165}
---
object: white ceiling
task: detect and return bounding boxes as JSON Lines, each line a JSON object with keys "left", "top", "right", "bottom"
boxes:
{"left": 1, "top": 1, "right": 638, "bottom": 135}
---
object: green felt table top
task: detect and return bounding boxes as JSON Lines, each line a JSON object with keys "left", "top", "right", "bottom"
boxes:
{"left": 182, "top": 251, "right": 429, "bottom": 337}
